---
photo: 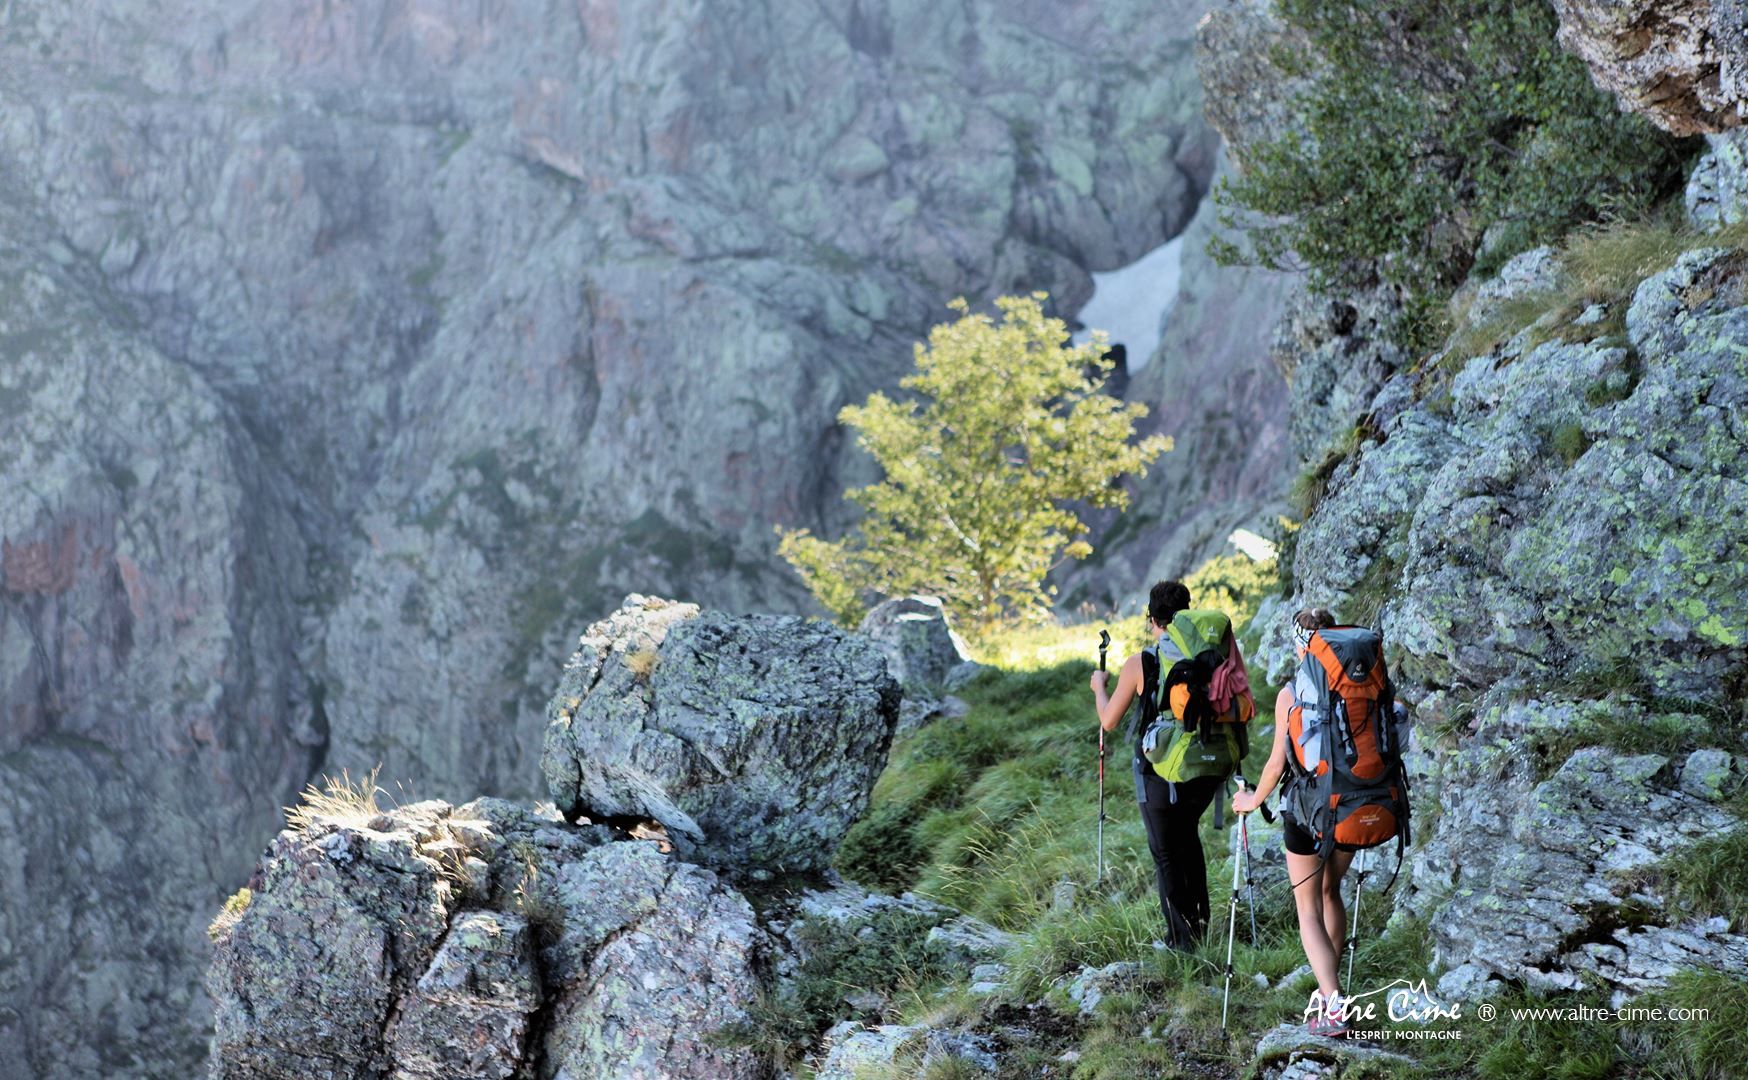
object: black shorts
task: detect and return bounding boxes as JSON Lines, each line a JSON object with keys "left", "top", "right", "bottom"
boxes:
{"left": 1281, "top": 812, "right": 1363, "bottom": 856}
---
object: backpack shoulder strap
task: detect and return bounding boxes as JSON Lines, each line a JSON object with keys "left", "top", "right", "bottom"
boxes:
{"left": 1128, "top": 645, "right": 1162, "bottom": 747}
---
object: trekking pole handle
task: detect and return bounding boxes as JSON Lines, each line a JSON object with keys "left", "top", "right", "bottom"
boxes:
{"left": 1235, "top": 776, "right": 1276, "bottom": 823}
{"left": 1098, "top": 629, "right": 1110, "bottom": 672}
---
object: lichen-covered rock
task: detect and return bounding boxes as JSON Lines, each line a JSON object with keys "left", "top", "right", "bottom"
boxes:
{"left": 1403, "top": 705, "right": 1748, "bottom": 995}
{"left": 207, "top": 798, "right": 763, "bottom": 1080}
{"left": 813, "top": 1023, "right": 998, "bottom": 1078}
{"left": 1552, "top": 0, "right": 1748, "bottom": 135}
{"left": 858, "top": 596, "right": 974, "bottom": 692}
{"left": 542, "top": 595, "right": 901, "bottom": 873}
{"left": 1287, "top": 247, "right": 1748, "bottom": 696}
{"left": 1687, "top": 130, "right": 1748, "bottom": 229}
{"left": 536, "top": 841, "right": 763, "bottom": 1080}
{"left": 208, "top": 803, "right": 456, "bottom": 1079}
{"left": 388, "top": 911, "right": 540, "bottom": 1080}
{"left": 1280, "top": 240, "right": 1748, "bottom": 996}
{"left": 1679, "top": 747, "right": 1738, "bottom": 799}
{"left": 1251, "top": 1023, "right": 1417, "bottom": 1079}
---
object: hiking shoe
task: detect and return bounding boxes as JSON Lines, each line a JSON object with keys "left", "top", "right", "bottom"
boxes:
{"left": 1308, "top": 993, "right": 1349, "bottom": 1039}
{"left": 1308, "top": 1012, "right": 1350, "bottom": 1038}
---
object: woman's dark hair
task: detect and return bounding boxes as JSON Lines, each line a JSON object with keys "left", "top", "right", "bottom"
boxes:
{"left": 1293, "top": 607, "right": 1336, "bottom": 631}
{"left": 1149, "top": 580, "right": 1191, "bottom": 628}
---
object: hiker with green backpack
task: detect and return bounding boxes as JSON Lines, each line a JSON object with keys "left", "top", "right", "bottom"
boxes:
{"left": 1231, "top": 607, "right": 1412, "bottom": 1039}
{"left": 1091, "top": 581, "right": 1256, "bottom": 949}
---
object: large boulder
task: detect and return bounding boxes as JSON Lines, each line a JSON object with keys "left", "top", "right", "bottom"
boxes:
{"left": 207, "top": 797, "right": 764, "bottom": 1080}
{"left": 858, "top": 596, "right": 975, "bottom": 692}
{"left": 1552, "top": 0, "right": 1748, "bottom": 135}
{"left": 542, "top": 595, "right": 902, "bottom": 874}
{"left": 857, "top": 595, "right": 979, "bottom": 736}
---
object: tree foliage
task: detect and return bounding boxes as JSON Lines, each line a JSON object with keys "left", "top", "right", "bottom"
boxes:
{"left": 1210, "top": 0, "right": 1693, "bottom": 352}
{"left": 779, "top": 294, "right": 1170, "bottom": 631}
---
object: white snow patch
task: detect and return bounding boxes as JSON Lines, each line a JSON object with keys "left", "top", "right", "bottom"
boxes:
{"left": 1072, "top": 237, "right": 1184, "bottom": 372}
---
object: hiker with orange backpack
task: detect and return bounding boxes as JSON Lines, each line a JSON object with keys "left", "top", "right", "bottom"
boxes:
{"left": 1231, "top": 608, "right": 1411, "bottom": 1039}
{"left": 1092, "top": 581, "right": 1256, "bottom": 949}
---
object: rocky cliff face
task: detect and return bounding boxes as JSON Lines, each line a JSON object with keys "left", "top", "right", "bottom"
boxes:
{"left": 1202, "top": 0, "right": 1747, "bottom": 1004}
{"left": 0, "top": 2, "right": 1221, "bottom": 1072}
{"left": 1315, "top": 240, "right": 1748, "bottom": 1000}
{"left": 1059, "top": 149, "right": 1300, "bottom": 606}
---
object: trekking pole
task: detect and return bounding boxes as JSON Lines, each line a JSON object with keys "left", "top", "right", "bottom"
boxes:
{"left": 1096, "top": 630, "right": 1110, "bottom": 885}
{"left": 1221, "top": 789, "right": 1245, "bottom": 1030}
{"left": 1347, "top": 848, "right": 1367, "bottom": 987}
{"left": 1235, "top": 775, "right": 1272, "bottom": 946}
{"left": 1240, "top": 798, "right": 1258, "bottom": 947}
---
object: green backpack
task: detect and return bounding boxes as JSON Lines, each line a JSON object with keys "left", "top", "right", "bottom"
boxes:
{"left": 1139, "top": 610, "right": 1248, "bottom": 783}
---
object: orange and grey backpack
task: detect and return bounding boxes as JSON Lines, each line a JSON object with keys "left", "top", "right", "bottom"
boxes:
{"left": 1283, "top": 626, "right": 1410, "bottom": 864}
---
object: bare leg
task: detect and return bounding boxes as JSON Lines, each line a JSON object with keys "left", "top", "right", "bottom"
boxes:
{"left": 1321, "top": 849, "right": 1355, "bottom": 985}
{"left": 1286, "top": 850, "right": 1340, "bottom": 1002}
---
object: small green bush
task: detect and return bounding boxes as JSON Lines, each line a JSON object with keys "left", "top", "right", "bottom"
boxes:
{"left": 1214, "top": 0, "right": 1693, "bottom": 354}
{"left": 1550, "top": 422, "right": 1592, "bottom": 465}
{"left": 207, "top": 887, "right": 253, "bottom": 941}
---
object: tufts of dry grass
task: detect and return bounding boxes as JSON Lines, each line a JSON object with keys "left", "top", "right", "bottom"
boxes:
{"left": 285, "top": 766, "right": 385, "bottom": 834}
{"left": 624, "top": 647, "right": 661, "bottom": 680}
{"left": 1442, "top": 216, "right": 1748, "bottom": 368}
{"left": 207, "top": 887, "right": 253, "bottom": 941}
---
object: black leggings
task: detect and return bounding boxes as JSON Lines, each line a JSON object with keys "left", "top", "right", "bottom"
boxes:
{"left": 1135, "top": 761, "right": 1222, "bottom": 948}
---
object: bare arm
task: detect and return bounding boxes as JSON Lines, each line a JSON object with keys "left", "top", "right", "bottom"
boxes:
{"left": 1235, "top": 686, "right": 1293, "bottom": 814}
{"left": 1090, "top": 653, "right": 1143, "bottom": 732}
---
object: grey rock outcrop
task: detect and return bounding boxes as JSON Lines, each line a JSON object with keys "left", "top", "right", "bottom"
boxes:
{"left": 1464, "top": 246, "right": 1563, "bottom": 324}
{"left": 1061, "top": 961, "right": 1144, "bottom": 1016}
{"left": 1274, "top": 245, "right": 1747, "bottom": 693}
{"left": 542, "top": 595, "right": 901, "bottom": 873}
{"left": 814, "top": 1024, "right": 998, "bottom": 1078}
{"left": 1279, "top": 244, "right": 1748, "bottom": 994}
{"left": 207, "top": 797, "right": 763, "bottom": 1080}
{"left": 1687, "top": 129, "right": 1748, "bottom": 229}
{"left": 858, "top": 595, "right": 978, "bottom": 735}
{"left": 859, "top": 596, "right": 974, "bottom": 692}
{"left": 1251, "top": 1023, "right": 1417, "bottom": 1079}
{"left": 1553, "top": 0, "right": 1748, "bottom": 135}
{"left": 1407, "top": 711, "right": 1748, "bottom": 996}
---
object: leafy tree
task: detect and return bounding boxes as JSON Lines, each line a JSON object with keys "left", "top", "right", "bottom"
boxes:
{"left": 1210, "top": 0, "right": 1693, "bottom": 352}
{"left": 779, "top": 294, "right": 1170, "bottom": 631}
